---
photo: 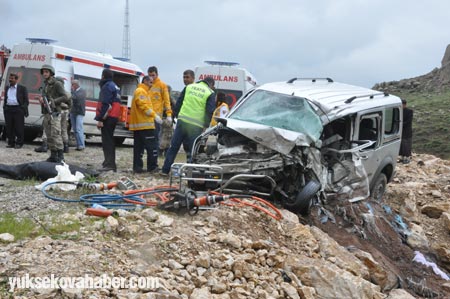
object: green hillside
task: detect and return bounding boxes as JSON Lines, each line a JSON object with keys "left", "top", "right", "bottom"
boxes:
{"left": 389, "top": 90, "right": 450, "bottom": 160}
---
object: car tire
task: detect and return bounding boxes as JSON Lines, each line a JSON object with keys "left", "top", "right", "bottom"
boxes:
{"left": 371, "top": 173, "right": 387, "bottom": 202}
{"left": 284, "top": 180, "right": 321, "bottom": 215}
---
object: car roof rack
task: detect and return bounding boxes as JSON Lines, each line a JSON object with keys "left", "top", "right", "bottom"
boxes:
{"left": 204, "top": 60, "right": 240, "bottom": 66}
{"left": 26, "top": 38, "right": 57, "bottom": 45}
{"left": 344, "top": 92, "right": 389, "bottom": 104}
{"left": 287, "top": 77, "right": 334, "bottom": 84}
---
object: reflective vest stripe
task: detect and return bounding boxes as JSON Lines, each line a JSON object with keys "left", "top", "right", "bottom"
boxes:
{"left": 129, "top": 122, "right": 155, "bottom": 129}
{"left": 178, "top": 115, "right": 204, "bottom": 127}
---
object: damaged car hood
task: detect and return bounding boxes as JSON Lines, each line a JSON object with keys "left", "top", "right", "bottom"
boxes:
{"left": 223, "top": 118, "right": 316, "bottom": 155}
{"left": 224, "top": 89, "right": 324, "bottom": 155}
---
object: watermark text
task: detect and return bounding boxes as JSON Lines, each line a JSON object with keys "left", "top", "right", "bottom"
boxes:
{"left": 8, "top": 274, "right": 159, "bottom": 292}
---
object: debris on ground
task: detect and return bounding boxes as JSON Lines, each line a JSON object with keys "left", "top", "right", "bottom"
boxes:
{"left": 1, "top": 143, "right": 449, "bottom": 298}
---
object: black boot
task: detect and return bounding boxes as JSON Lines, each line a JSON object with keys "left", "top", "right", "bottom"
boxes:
{"left": 46, "top": 150, "right": 58, "bottom": 162}
{"left": 57, "top": 150, "right": 65, "bottom": 163}
{"left": 35, "top": 141, "right": 48, "bottom": 153}
{"left": 63, "top": 143, "right": 69, "bottom": 153}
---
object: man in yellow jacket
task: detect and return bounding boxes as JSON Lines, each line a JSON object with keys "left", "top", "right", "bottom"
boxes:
{"left": 129, "top": 76, "right": 162, "bottom": 173}
{"left": 147, "top": 66, "right": 172, "bottom": 165}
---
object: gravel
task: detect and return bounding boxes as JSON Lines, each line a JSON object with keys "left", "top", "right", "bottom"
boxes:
{"left": 0, "top": 136, "right": 168, "bottom": 217}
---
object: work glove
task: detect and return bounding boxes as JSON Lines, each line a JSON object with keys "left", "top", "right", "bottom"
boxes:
{"left": 154, "top": 114, "right": 162, "bottom": 125}
{"left": 166, "top": 116, "right": 173, "bottom": 123}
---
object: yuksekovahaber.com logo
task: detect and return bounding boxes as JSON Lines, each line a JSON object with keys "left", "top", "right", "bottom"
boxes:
{"left": 8, "top": 273, "right": 160, "bottom": 292}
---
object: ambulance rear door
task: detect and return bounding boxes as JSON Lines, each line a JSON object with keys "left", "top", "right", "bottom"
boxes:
{"left": 195, "top": 62, "right": 248, "bottom": 108}
{"left": 0, "top": 42, "right": 54, "bottom": 134}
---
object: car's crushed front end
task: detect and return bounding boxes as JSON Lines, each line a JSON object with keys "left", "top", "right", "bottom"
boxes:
{"left": 185, "top": 89, "right": 332, "bottom": 214}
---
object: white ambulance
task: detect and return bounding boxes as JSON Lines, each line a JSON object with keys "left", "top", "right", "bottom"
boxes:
{"left": 0, "top": 38, "right": 144, "bottom": 144}
{"left": 195, "top": 61, "right": 257, "bottom": 107}
{"left": 0, "top": 46, "right": 11, "bottom": 80}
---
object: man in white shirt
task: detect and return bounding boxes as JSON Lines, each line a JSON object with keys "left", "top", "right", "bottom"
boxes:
{"left": 3, "top": 73, "right": 29, "bottom": 149}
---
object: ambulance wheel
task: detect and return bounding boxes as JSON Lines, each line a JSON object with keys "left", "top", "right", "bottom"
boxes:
{"left": 371, "top": 173, "right": 387, "bottom": 202}
{"left": 114, "top": 137, "right": 126, "bottom": 145}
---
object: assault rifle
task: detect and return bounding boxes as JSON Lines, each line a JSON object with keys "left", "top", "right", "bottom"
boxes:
{"left": 38, "top": 87, "right": 53, "bottom": 115}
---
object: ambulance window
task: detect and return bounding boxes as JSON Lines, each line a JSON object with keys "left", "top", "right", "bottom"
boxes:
{"left": 77, "top": 76, "right": 100, "bottom": 102}
{"left": 113, "top": 73, "right": 139, "bottom": 97}
{"left": 8, "top": 67, "right": 43, "bottom": 93}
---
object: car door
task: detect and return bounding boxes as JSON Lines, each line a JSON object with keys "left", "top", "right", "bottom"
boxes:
{"left": 355, "top": 112, "right": 382, "bottom": 183}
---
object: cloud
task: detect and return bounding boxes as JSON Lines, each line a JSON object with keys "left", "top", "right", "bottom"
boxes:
{"left": 2, "top": 0, "right": 450, "bottom": 91}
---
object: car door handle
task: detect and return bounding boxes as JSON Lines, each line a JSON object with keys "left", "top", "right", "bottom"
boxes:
{"left": 360, "top": 155, "right": 369, "bottom": 160}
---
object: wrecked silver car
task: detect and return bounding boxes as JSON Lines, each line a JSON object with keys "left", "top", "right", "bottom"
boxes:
{"left": 186, "top": 78, "right": 403, "bottom": 214}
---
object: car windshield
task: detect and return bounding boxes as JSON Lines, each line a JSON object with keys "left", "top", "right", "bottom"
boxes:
{"left": 228, "top": 89, "right": 323, "bottom": 141}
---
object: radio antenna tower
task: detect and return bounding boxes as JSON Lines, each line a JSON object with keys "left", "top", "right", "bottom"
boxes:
{"left": 122, "top": 0, "right": 131, "bottom": 60}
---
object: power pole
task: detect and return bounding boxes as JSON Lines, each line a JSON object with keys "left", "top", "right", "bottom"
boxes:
{"left": 122, "top": 0, "right": 131, "bottom": 60}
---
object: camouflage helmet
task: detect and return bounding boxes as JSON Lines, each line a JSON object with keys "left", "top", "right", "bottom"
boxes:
{"left": 40, "top": 64, "right": 55, "bottom": 75}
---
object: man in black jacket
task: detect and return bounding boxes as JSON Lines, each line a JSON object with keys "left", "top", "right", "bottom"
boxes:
{"left": 3, "top": 73, "right": 29, "bottom": 149}
{"left": 400, "top": 99, "right": 414, "bottom": 164}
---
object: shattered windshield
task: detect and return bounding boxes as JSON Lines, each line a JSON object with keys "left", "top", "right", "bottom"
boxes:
{"left": 228, "top": 90, "right": 323, "bottom": 141}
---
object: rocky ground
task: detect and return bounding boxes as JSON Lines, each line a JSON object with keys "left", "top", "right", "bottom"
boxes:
{"left": 0, "top": 138, "right": 450, "bottom": 298}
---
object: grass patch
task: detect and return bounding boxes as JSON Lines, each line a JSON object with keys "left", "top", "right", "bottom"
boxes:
{"left": 44, "top": 214, "right": 81, "bottom": 238}
{"left": 390, "top": 89, "right": 450, "bottom": 160}
{"left": 0, "top": 211, "right": 82, "bottom": 242}
{"left": 6, "top": 177, "right": 39, "bottom": 188}
{"left": 83, "top": 174, "right": 98, "bottom": 183}
{"left": 172, "top": 152, "right": 187, "bottom": 163}
{"left": 0, "top": 213, "right": 36, "bottom": 241}
{"left": 0, "top": 279, "right": 13, "bottom": 298}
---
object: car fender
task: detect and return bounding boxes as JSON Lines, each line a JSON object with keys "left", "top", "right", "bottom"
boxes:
{"left": 369, "top": 155, "right": 395, "bottom": 191}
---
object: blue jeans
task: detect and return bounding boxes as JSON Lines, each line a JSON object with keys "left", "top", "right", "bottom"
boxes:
{"left": 162, "top": 120, "right": 203, "bottom": 174}
{"left": 70, "top": 113, "right": 85, "bottom": 148}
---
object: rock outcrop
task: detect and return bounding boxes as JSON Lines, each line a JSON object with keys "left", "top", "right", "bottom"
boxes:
{"left": 373, "top": 44, "right": 450, "bottom": 92}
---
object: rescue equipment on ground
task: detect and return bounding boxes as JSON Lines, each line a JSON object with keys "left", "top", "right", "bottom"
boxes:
{"left": 39, "top": 162, "right": 283, "bottom": 221}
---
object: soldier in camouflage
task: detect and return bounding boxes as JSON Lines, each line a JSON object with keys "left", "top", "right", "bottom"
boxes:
{"left": 38, "top": 64, "right": 70, "bottom": 163}
{"left": 55, "top": 76, "right": 72, "bottom": 153}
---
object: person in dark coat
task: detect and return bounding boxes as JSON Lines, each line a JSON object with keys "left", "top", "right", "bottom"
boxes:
{"left": 3, "top": 73, "right": 29, "bottom": 148}
{"left": 70, "top": 79, "right": 86, "bottom": 151}
{"left": 399, "top": 99, "right": 413, "bottom": 164}
{"left": 95, "top": 68, "right": 121, "bottom": 172}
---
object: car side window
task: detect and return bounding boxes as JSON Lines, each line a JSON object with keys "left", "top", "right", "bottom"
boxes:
{"left": 384, "top": 107, "right": 400, "bottom": 135}
{"left": 358, "top": 115, "right": 380, "bottom": 149}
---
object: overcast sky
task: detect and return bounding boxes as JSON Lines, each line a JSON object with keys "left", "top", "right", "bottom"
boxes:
{"left": 2, "top": 0, "right": 450, "bottom": 91}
